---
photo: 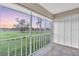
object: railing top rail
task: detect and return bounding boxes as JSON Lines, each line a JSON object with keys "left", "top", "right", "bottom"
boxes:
{"left": 0, "top": 33, "right": 52, "bottom": 41}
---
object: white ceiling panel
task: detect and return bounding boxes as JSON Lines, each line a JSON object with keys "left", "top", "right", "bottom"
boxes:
{"left": 39, "top": 3, "right": 79, "bottom": 14}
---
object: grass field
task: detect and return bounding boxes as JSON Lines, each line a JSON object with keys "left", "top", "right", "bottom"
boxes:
{"left": 0, "top": 31, "right": 51, "bottom": 56}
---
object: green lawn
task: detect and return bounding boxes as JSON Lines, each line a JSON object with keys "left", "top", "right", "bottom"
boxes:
{"left": 0, "top": 31, "right": 51, "bottom": 56}
{"left": 0, "top": 31, "right": 39, "bottom": 39}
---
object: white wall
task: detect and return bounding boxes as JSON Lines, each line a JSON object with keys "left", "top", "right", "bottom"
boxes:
{"left": 54, "top": 14, "right": 79, "bottom": 49}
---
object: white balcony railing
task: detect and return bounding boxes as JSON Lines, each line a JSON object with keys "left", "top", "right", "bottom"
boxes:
{"left": 0, "top": 33, "right": 52, "bottom": 56}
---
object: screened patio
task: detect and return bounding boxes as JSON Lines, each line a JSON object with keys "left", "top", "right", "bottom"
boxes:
{"left": 0, "top": 3, "right": 79, "bottom": 56}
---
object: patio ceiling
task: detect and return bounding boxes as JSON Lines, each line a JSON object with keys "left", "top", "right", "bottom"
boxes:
{"left": 14, "top": 3, "right": 79, "bottom": 20}
{"left": 1, "top": 3, "right": 79, "bottom": 20}
{"left": 39, "top": 3, "right": 79, "bottom": 14}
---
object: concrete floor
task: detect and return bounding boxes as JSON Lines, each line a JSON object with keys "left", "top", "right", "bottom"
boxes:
{"left": 45, "top": 43, "right": 79, "bottom": 56}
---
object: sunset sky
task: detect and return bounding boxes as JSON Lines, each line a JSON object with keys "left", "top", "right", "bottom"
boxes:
{"left": 0, "top": 6, "right": 51, "bottom": 29}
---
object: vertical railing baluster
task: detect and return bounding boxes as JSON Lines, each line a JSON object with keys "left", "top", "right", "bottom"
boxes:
{"left": 36, "top": 36, "right": 37, "bottom": 50}
{"left": 47, "top": 35, "right": 51, "bottom": 44}
{"left": 21, "top": 38, "right": 22, "bottom": 56}
{"left": 43, "top": 35, "right": 44, "bottom": 46}
{"left": 45, "top": 34, "right": 47, "bottom": 45}
{"left": 42, "top": 35, "right": 43, "bottom": 47}
{"left": 43, "top": 34, "right": 44, "bottom": 47}
{"left": 35, "top": 36, "right": 36, "bottom": 51}
{"left": 50, "top": 33, "right": 52, "bottom": 43}
{"left": 46, "top": 34, "right": 47, "bottom": 45}
{"left": 15, "top": 38, "right": 16, "bottom": 56}
{"left": 39, "top": 34, "right": 41, "bottom": 48}
{"left": 26, "top": 37, "right": 27, "bottom": 56}
{"left": 48, "top": 34, "right": 49, "bottom": 44}
{"left": 8, "top": 40, "right": 10, "bottom": 56}
{"left": 39, "top": 35, "right": 40, "bottom": 49}
{"left": 33, "top": 36, "right": 35, "bottom": 52}
{"left": 45, "top": 34, "right": 46, "bottom": 45}
{"left": 40, "top": 35, "right": 41, "bottom": 48}
{"left": 41, "top": 35, "right": 42, "bottom": 48}
{"left": 44, "top": 34, "right": 46, "bottom": 46}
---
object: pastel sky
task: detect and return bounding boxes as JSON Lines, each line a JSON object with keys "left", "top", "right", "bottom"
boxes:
{"left": 0, "top": 6, "right": 52, "bottom": 29}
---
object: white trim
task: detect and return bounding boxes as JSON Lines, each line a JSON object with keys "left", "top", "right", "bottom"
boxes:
{"left": 0, "top": 4, "right": 31, "bottom": 15}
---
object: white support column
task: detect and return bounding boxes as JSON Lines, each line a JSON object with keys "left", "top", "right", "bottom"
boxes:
{"left": 29, "top": 12, "right": 32, "bottom": 55}
{"left": 45, "top": 20, "right": 46, "bottom": 46}
{"left": 38, "top": 18, "right": 40, "bottom": 49}
{"left": 50, "top": 21, "right": 53, "bottom": 44}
